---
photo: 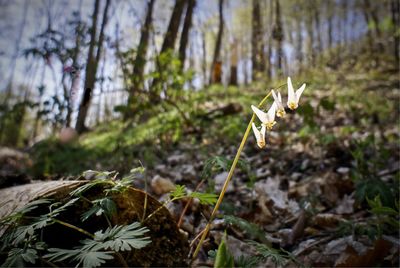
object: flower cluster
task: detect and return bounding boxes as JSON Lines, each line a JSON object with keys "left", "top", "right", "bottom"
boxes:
{"left": 251, "top": 77, "right": 306, "bottom": 148}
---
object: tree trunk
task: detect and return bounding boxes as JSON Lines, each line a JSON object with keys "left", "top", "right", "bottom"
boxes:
{"left": 229, "top": 41, "right": 238, "bottom": 85}
{"left": 273, "top": 0, "right": 284, "bottom": 73}
{"left": 201, "top": 30, "right": 207, "bottom": 85}
{"left": 266, "top": 0, "right": 273, "bottom": 78}
{"left": 75, "top": 0, "right": 110, "bottom": 133}
{"left": 252, "top": 0, "right": 264, "bottom": 80}
{"left": 209, "top": 0, "right": 224, "bottom": 84}
{"left": 3, "top": 0, "right": 29, "bottom": 105}
{"left": 364, "top": 0, "right": 381, "bottom": 38}
{"left": 179, "top": 0, "right": 196, "bottom": 67}
{"left": 296, "top": 21, "right": 303, "bottom": 68}
{"left": 314, "top": 5, "right": 322, "bottom": 54}
{"left": 126, "top": 0, "right": 156, "bottom": 118}
{"left": 161, "top": 0, "right": 186, "bottom": 54}
{"left": 391, "top": 0, "right": 399, "bottom": 66}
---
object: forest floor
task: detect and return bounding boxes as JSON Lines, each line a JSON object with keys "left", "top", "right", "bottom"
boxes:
{"left": 1, "top": 52, "right": 399, "bottom": 267}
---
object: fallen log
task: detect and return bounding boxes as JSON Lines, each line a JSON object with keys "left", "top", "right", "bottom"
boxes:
{"left": 0, "top": 180, "right": 188, "bottom": 267}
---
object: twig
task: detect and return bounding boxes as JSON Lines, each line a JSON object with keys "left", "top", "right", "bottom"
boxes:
{"left": 53, "top": 218, "right": 94, "bottom": 239}
{"left": 177, "top": 180, "right": 205, "bottom": 228}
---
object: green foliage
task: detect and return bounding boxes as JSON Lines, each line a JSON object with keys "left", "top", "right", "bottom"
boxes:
{"left": 350, "top": 135, "right": 397, "bottom": 208}
{"left": 0, "top": 99, "right": 33, "bottom": 147}
{"left": 45, "top": 222, "right": 150, "bottom": 268}
{"left": 202, "top": 156, "right": 255, "bottom": 191}
{"left": 214, "top": 233, "right": 234, "bottom": 268}
{"left": 2, "top": 248, "right": 39, "bottom": 267}
{"left": 234, "top": 255, "right": 260, "bottom": 268}
{"left": 247, "top": 241, "right": 299, "bottom": 267}
{"left": 366, "top": 195, "right": 400, "bottom": 236}
{"left": 189, "top": 192, "right": 218, "bottom": 205}
{"left": 1, "top": 176, "right": 152, "bottom": 268}
{"left": 223, "top": 215, "right": 266, "bottom": 242}
{"left": 169, "top": 185, "right": 218, "bottom": 205}
{"left": 170, "top": 185, "right": 187, "bottom": 200}
{"left": 81, "top": 197, "right": 117, "bottom": 222}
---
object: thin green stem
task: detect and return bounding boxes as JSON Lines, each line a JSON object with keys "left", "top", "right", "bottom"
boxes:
{"left": 53, "top": 218, "right": 94, "bottom": 239}
{"left": 192, "top": 86, "right": 285, "bottom": 259}
{"left": 143, "top": 197, "right": 178, "bottom": 223}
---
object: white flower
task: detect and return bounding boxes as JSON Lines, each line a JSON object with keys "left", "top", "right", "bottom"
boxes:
{"left": 272, "top": 90, "right": 286, "bottom": 118}
{"left": 287, "top": 77, "right": 306, "bottom": 110}
{"left": 251, "top": 123, "right": 266, "bottom": 148}
{"left": 251, "top": 104, "right": 276, "bottom": 130}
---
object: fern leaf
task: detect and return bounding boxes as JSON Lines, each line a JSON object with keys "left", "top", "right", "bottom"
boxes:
{"left": 94, "top": 222, "right": 151, "bottom": 251}
{"left": 190, "top": 192, "right": 218, "bottom": 205}
{"left": 170, "top": 185, "right": 187, "bottom": 199}
{"left": 224, "top": 215, "right": 266, "bottom": 242}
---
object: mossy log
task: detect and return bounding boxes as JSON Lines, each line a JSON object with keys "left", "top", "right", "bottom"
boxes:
{"left": 0, "top": 180, "right": 188, "bottom": 266}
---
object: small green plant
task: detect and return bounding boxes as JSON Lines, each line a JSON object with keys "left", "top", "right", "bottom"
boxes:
{"left": 213, "top": 233, "right": 234, "bottom": 268}
{"left": 366, "top": 195, "right": 400, "bottom": 237}
{"left": 193, "top": 78, "right": 307, "bottom": 258}
{"left": 144, "top": 185, "right": 218, "bottom": 223}
{"left": 0, "top": 168, "right": 151, "bottom": 267}
{"left": 350, "top": 135, "right": 397, "bottom": 208}
{"left": 247, "top": 241, "right": 301, "bottom": 267}
{"left": 223, "top": 215, "right": 267, "bottom": 243}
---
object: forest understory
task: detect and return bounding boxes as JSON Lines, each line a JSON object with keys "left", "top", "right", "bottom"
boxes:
{"left": 0, "top": 48, "right": 399, "bottom": 267}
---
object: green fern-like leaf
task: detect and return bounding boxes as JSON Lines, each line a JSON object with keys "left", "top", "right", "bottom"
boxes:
{"left": 81, "top": 197, "right": 117, "bottom": 222}
{"left": 94, "top": 222, "right": 151, "bottom": 251}
{"left": 46, "top": 247, "right": 113, "bottom": 268}
{"left": 247, "top": 241, "right": 287, "bottom": 266}
{"left": 190, "top": 192, "right": 218, "bottom": 205}
{"left": 2, "top": 248, "right": 38, "bottom": 267}
{"left": 224, "top": 215, "right": 266, "bottom": 242}
{"left": 75, "top": 250, "right": 114, "bottom": 268}
{"left": 170, "top": 185, "right": 187, "bottom": 199}
{"left": 70, "top": 179, "right": 113, "bottom": 197}
{"left": 0, "top": 199, "right": 51, "bottom": 225}
{"left": 45, "top": 222, "right": 150, "bottom": 267}
{"left": 235, "top": 255, "right": 260, "bottom": 268}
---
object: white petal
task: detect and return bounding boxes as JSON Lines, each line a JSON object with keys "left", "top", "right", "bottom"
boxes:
{"left": 251, "top": 105, "right": 268, "bottom": 123}
{"left": 260, "top": 124, "right": 266, "bottom": 137}
{"left": 278, "top": 92, "right": 283, "bottom": 103}
{"left": 272, "top": 90, "right": 279, "bottom": 103}
{"left": 295, "top": 83, "right": 306, "bottom": 103}
{"left": 252, "top": 123, "right": 261, "bottom": 141}
{"left": 267, "top": 102, "right": 276, "bottom": 122}
{"left": 287, "top": 77, "right": 295, "bottom": 103}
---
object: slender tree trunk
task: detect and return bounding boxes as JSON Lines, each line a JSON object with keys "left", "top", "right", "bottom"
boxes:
{"left": 179, "top": 0, "right": 196, "bottom": 67}
{"left": 273, "top": 0, "right": 284, "bottom": 73}
{"left": 161, "top": 0, "right": 186, "bottom": 53}
{"left": 4, "top": 1, "right": 29, "bottom": 104}
{"left": 314, "top": 6, "right": 322, "bottom": 54}
{"left": 266, "top": 0, "right": 273, "bottom": 78}
{"left": 327, "top": 13, "right": 333, "bottom": 48}
{"left": 210, "top": 0, "right": 224, "bottom": 84}
{"left": 75, "top": 0, "right": 110, "bottom": 133}
{"left": 362, "top": 1, "right": 374, "bottom": 52}
{"left": 252, "top": 0, "right": 264, "bottom": 80}
{"left": 201, "top": 30, "right": 207, "bottom": 85}
{"left": 296, "top": 21, "right": 303, "bottom": 70}
{"left": 364, "top": 0, "right": 381, "bottom": 38}
{"left": 391, "top": 0, "right": 400, "bottom": 66}
{"left": 125, "top": 0, "right": 155, "bottom": 118}
{"left": 229, "top": 41, "right": 238, "bottom": 85}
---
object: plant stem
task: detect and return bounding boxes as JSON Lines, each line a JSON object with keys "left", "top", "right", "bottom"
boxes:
{"left": 53, "top": 218, "right": 94, "bottom": 239}
{"left": 192, "top": 89, "right": 275, "bottom": 259}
